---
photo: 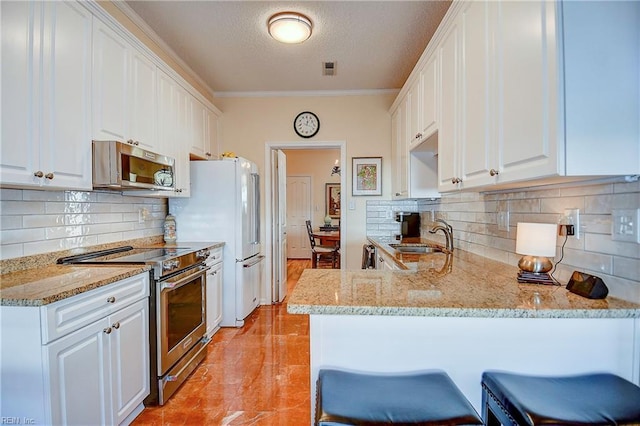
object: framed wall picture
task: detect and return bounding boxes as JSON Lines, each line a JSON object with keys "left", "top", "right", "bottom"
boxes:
{"left": 325, "top": 183, "right": 341, "bottom": 218}
{"left": 352, "top": 157, "right": 382, "bottom": 196}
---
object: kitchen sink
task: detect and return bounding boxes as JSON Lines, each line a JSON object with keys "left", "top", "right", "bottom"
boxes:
{"left": 388, "top": 244, "right": 444, "bottom": 254}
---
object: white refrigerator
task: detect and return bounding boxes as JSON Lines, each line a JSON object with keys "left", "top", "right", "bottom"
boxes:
{"left": 170, "top": 158, "right": 263, "bottom": 327}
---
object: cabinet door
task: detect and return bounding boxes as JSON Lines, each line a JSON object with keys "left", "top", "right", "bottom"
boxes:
{"left": 41, "top": 1, "right": 92, "bottom": 190}
{"left": 46, "top": 317, "right": 112, "bottom": 426}
{"left": 393, "top": 102, "right": 409, "bottom": 199}
{"left": 459, "top": 1, "right": 494, "bottom": 189}
{"left": 109, "top": 299, "right": 149, "bottom": 425}
{"left": 437, "top": 18, "right": 461, "bottom": 191}
{"left": 92, "top": 21, "right": 129, "bottom": 142}
{"left": 420, "top": 54, "right": 438, "bottom": 140}
{"left": 174, "top": 85, "right": 192, "bottom": 197}
{"left": 406, "top": 81, "right": 421, "bottom": 150}
{"left": 1, "top": 1, "right": 41, "bottom": 186}
{"left": 129, "top": 50, "right": 157, "bottom": 151}
{"left": 496, "top": 0, "right": 560, "bottom": 181}
{"left": 207, "top": 108, "right": 219, "bottom": 160}
{"left": 206, "top": 262, "right": 223, "bottom": 337}
{"left": 190, "top": 97, "right": 209, "bottom": 159}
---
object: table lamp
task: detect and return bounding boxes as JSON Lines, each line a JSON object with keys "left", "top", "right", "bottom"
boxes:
{"left": 515, "top": 222, "right": 558, "bottom": 284}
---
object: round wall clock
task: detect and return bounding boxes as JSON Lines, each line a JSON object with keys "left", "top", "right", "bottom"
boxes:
{"left": 294, "top": 111, "right": 320, "bottom": 138}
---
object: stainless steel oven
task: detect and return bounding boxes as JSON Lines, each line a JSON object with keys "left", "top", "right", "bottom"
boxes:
{"left": 156, "top": 263, "right": 208, "bottom": 403}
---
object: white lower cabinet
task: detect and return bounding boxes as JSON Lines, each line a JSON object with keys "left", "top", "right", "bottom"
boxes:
{"left": 0, "top": 273, "right": 150, "bottom": 426}
{"left": 376, "top": 249, "right": 399, "bottom": 271}
{"left": 206, "top": 247, "right": 224, "bottom": 338}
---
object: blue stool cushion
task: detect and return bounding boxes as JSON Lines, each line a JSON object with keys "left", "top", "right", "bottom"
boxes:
{"left": 482, "top": 371, "right": 640, "bottom": 425}
{"left": 316, "top": 369, "right": 482, "bottom": 425}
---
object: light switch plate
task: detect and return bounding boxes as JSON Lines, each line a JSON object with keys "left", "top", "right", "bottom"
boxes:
{"left": 497, "top": 211, "right": 509, "bottom": 231}
{"left": 612, "top": 208, "right": 639, "bottom": 243}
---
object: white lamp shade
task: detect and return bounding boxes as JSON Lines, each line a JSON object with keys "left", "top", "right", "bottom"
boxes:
{"left": 268, "top": 12, "right": 312, "bottom": 44}
{"left": 515, "top": 223, "right": 557, "bottom": 257}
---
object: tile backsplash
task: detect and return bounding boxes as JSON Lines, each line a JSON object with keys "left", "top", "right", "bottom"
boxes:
{"left": 367, "top": 180, "right": 640, "bottom": 303}
{"left": 0, "top": 189, "right": 167, "bottom": 260}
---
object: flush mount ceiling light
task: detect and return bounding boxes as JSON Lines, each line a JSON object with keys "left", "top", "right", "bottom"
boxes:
{"left": 268, "top": 12, "right": 312, "bottom": 44}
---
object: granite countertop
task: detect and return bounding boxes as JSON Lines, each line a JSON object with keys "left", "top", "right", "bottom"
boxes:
{"left": 0, "top": 239, "right": 223, "bottom": 307}
{"left": 287, "top": 237, "right": 640, "bottom": 319}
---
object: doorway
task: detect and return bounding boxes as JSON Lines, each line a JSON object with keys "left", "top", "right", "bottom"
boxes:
{"left": 264, "top": 141, "right": 346, "bottom": 304}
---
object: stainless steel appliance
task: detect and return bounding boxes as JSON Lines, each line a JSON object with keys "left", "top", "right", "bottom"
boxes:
{"left": 92, "top": 140, "right": 176, "bottom": 192}
{"left": 396, "top": 212, "right": 421, "bottom": 239}
{"left": 58, "top": 243, "right": 214, "bottom": 405}
{"left": 170, "top": 158, "right": 264, "bottom": 327}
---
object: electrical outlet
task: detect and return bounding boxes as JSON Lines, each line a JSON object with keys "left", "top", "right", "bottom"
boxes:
{"left": 612, "top": 208, "right": 639, "bottom": 243}
{"left": 138, "top": 207, "right": 149, "bottom": 224}
{"left": 560, "top": 208, "right": 580, "bottom": 239}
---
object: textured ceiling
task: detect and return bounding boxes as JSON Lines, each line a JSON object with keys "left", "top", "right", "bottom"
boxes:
{"left": 124, "top": 1, "right": 451, "bottom": 96}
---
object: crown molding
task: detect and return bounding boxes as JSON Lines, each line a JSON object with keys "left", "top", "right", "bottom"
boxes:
{"left": 214, "top": 89, "right": 399, "bottom": 99}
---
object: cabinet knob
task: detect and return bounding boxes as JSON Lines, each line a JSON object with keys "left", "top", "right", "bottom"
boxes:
{"left": 489, "top": 169, "right": 499, "bottom": 176}
{"left": 112, "top": 322, "right": 120, "bottom": 329}
{"left": 206, "top": 152, "right": 212, "bottom": 157}
{"left": 134, "top": 140, "right": 140, "bottom": 146}
{"left": 451, "top": 177, "right": 462, "bottom": 184}
{"left": 34, "top": 171, "right": 44, "bottom": 178}
{"left": 106, "top": 296, "right": 116, "bottom": 303}
{"left": 44, "top": 172, "right": 54, "bottom": 180}
{"left": 126, "top": 139, "right": 134, "bottom": 145}
{"left": 103, "top": 327, "right": 112, "bottom": 334}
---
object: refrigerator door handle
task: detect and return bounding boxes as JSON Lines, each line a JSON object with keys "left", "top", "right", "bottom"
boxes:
{"left": 251, "top": 173, "right": 260, "bottom": 244}
{"left": 243, "top": 255, "right": 265, "bottom": 268}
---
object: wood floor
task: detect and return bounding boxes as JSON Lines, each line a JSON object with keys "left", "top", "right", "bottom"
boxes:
{"left": 133, "top": 259, "right": 312, "bottom": 425}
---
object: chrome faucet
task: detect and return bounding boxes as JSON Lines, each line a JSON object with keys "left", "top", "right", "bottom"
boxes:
{"left": 429, "top": 219, "right": 454, "bottom": 252}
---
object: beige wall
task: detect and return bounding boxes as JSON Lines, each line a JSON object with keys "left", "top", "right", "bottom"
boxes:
{"left": 215, "top": 94, "right": 396, "bottom": 269}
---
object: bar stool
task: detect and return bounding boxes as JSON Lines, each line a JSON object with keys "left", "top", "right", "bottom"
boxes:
{"left": 315, "top": 369, "right": 482, "bottom": 425}
{"left": 482, "top": 371, "right": 640, "bottom": 426}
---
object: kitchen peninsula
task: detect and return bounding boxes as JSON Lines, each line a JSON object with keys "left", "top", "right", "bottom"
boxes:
{"left": 288, "top": 238, "right": 640, "bottom": 416}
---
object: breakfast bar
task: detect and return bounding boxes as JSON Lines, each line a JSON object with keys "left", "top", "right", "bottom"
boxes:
{"left": 287, "top": 238, "right": 640, "bottom": 419}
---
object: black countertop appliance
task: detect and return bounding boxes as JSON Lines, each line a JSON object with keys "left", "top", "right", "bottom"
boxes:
{"left": 396, "top": 212, "right": 421, "bottom": 239}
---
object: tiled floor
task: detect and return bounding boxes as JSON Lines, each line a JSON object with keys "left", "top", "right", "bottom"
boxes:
{"left": 133, "top": 260, "right": 312, "bottom": 425}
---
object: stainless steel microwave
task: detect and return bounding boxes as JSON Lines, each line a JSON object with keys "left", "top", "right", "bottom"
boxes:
{"left": 92, "top": 141, "right": 176, "bottom": 192}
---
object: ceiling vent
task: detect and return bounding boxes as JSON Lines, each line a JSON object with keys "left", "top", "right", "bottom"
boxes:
{"left": 323, "top": 61, "right": 336, "bottom": 76}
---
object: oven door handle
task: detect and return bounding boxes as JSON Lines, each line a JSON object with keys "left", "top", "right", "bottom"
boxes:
{"left": 161, "top": 266, "right": 206, "bottom": 292}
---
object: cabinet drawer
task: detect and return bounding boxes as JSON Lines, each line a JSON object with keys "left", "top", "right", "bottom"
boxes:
{"left": 206, "top": 247, "right": 223, "bottom": 265}
{"left": 41, "top": 272, "right": 150, "bottom": 344}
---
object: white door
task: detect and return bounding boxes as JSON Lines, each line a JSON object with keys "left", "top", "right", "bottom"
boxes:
{"left": 277, "top": 150, "right": 288, "bottom": 302}
{"left": 270, "top": 150, "right": 288, "bottom": 303}
{"left": 286, "top": 176, "right": 312, "bottom": 258}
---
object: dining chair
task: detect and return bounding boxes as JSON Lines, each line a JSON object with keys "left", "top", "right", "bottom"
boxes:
{"left": 305, "top": 220, "right": 340, "bottom": 269}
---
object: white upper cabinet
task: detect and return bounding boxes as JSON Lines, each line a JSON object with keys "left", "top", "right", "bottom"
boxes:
{"left": 92, "top": 20, "right": 157, "bottom": 152}
{"left": 1, "top": 1, "right": 92, "bottom": 190}
{"left": 494, "top": 0, "right": 560, "bottom": 184}
{"left": 190, "top": 98, "right": 220, "bottom": 160}
{"left": 420, "top": 54, "right": 439, "bottom": 142}
{"left": 436, "top": 16, "right": 460, "bottom": 191}
{"left": 458, "top": 1, "right": 494, "bottom": 189}
{"left": 392, "top": 102, "right": 409, "bottom": 199}
{"left": 395, "top": 0, "right": 639, "bottom": 194}
{"left": 406, "top": 81, "right": 421, "bottom": 150}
